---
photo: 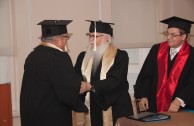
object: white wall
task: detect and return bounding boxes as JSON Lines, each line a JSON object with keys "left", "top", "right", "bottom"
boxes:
{"left": 124, "top": 48, "right": 150, "bottom": 97}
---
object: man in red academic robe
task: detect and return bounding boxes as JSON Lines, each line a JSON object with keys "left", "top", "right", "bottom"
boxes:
{"left": 135, "top": 16, "right": 194, "bottom": 112}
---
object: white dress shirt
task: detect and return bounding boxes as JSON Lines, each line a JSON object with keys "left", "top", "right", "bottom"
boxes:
{"left": 170, "top": 46, "right": 181, "bottom": 60}
{"left": 170, "top": 45, "right": 185, "bottom": 107}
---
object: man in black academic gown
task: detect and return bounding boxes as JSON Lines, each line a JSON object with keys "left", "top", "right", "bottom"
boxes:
{"left": 134, "top": 16, "right": 194, "bottom": 113}
{"left": 74, "top": 20, "right": 133, "bottom": 126}
{"left": 20, "top": 20, "right": 88, "bottom": 126}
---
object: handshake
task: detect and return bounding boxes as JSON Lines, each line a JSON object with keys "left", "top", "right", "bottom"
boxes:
{"left": 79, "top": 81, "right": 94, "bottom": 94}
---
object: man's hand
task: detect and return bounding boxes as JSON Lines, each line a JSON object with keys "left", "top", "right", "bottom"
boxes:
{"left": 79, "top": 82, "right": 92, "bottom": 94}
{"left": 139, "top": 97, "right": 149, "bottom": 111}
{"left": 168, "top": 98, "right": 181, "bottom": 112}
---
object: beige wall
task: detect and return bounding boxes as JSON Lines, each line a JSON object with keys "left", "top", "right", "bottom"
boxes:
{"left": 0, "top": 0, "right": 194, "bottom": 126}
{"left": 0, "top": 0, "right": 13, "bottom": 56}
{"left": 111, "top": 0, "right": 194, "bottom": 48}
{"left": 173, "top": 0, "right": 194, "bottom": 45}
{"left": 112, "top": 0, "right": 158, "bottom": 48}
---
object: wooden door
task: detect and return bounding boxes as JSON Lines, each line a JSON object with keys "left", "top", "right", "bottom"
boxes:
{"left": 0, "top": 83, "right": 12, "bottom": 126}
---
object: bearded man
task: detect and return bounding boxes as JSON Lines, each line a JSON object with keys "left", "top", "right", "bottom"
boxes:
{"left": 74, "top": 20, "right": 133, "bottom": 126}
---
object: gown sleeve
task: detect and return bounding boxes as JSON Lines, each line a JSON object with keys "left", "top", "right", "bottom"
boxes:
{"left": 134, "top": 44, "right": 159, "bottom": 99}
{"left": 92, "top": 50, "right": 130, "bottom": 110}
{"left": 176, "top": 47, "right": 194, "bottom": 108}
{"left": 49, "top": 52, "right": 88, "bottom": 112}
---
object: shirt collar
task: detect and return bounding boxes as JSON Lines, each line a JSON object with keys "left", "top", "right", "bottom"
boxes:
{"left": 170, "top": 44, "right": 182, "bottom": 53}
{"left": 39, "top": 42, "right": 64, "bottom": 52}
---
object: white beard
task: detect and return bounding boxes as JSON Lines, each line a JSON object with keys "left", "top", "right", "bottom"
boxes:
{"left": 85, "top": 42, "right": 109, "bottom": 74}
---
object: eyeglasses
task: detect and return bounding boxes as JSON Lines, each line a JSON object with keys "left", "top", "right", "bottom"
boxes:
{"left": 87, "top": 34, "right": 104, "bottom": 39}
{"left": 61, "top": 35, "right": 71, "bottom": 40}
{"left": 164, "top": 32, "right": 181, "bottom": 38}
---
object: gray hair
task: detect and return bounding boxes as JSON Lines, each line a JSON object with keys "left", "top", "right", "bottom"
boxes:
{"left": 40, "top": 36, "right": 56, "bottom": 42}
{"left": 103, "top": 33, "right": 113, "bottom": 43}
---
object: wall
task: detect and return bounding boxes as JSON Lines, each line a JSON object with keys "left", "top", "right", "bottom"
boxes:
{"left": 0, "top": 0, "right": 13, "bottom": 56}
{"left": 112, "top": 0, "right": 158, "bottom": 48}
{"left": 111, "top": 0, "right": 194, "bottom": 48}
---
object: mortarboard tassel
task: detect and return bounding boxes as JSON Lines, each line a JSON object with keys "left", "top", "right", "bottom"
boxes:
{"left": 93, "top": 21, "right": 97, "bottom": 51}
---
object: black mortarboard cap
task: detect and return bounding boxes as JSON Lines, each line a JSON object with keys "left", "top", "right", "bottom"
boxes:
{"left": 86, "top": 20, "right": 114, "bottom": 37}
{"left": 160, "top": 16, "right": 194, "bottom": 34}
{"left": 37, "top": 20, "right": 72, "bottom": 37}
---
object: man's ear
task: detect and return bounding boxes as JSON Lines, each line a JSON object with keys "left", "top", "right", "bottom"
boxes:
{"left": 181, "top": 34, "right": 187, "bottom": 41}
{"left": 52, "top": 36, "right": 60, "bottom": 45}
{"left": 105, "top": 35, "right": 110, "bottom": 42}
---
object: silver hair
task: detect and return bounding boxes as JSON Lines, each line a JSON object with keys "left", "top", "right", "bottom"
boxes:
{"left": 39, "top": 36, "right": 56, "bottom": 42}
{"left": 103, "top": 33, "right": 113, "bottom": 43}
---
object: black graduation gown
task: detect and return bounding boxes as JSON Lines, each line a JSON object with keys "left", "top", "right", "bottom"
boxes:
{"left": 74, "top": 49, "right": 133, "bottom": 126}
{"left": 134, "top": 43, "right": 194, "bottom": 112}
{"left": 20, "top": 45, "right": 88, "bottom": 126}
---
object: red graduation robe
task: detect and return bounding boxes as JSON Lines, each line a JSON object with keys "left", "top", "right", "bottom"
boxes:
{"left": 135, "top": 41, "right": 194, "bottom": 112}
